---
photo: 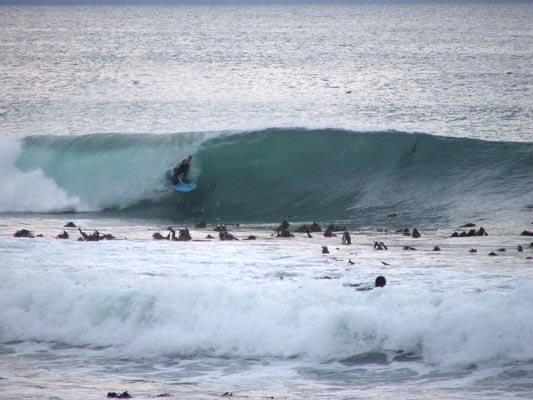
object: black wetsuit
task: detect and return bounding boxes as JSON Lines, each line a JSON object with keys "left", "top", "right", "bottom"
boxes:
{"left": 172, "top": 162, "right": 190, "bottom": 184}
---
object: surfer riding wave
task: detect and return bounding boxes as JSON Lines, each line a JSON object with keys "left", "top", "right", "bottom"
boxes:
{"left": 170, "top": 155, "right": 192, "bottom": 185}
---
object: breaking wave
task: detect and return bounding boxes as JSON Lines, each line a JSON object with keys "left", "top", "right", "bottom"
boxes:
{"left": 2, "top": 128, "right": 533, "bottom": 225}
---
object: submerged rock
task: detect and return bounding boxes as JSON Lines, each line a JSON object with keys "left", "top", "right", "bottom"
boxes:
{"left": 219, "top": 226, "right": 237, "bottom": 241}
{"left": 276, "top": 229, "right": 294, "bottom": 238}
{"left": 56, "top": 231, "right": 69, "bottom": 239}
{"left": 451, "top": 227, "right": 488, "bottom": 238}
{"left": 14, "top": 229, "right": 34, "bottom": 238}
{"left": 152, "top": 232, "right": 168, "bottom": 240}
{"left": 326, "top": 224, "right": 347, "bottom": 232}
{"left": 107, "top": 392, "right": 131, "bottom": 399}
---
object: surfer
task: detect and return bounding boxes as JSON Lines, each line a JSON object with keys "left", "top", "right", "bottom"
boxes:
{"left": 172, "top": 155, "right": 192, "bottom": 184}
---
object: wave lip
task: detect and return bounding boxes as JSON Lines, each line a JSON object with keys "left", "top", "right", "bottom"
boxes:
{"left": 4, "top": 128, "right": 533, "bottom": 224}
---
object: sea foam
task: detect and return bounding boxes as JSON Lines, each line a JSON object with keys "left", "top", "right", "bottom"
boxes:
{"left": 1, "top": 267, "right": 532, "bottom": 368}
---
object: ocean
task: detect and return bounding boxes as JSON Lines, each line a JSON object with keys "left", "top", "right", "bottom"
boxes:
{"left": 1, "top": 3, "right": 533, "bottom": 399}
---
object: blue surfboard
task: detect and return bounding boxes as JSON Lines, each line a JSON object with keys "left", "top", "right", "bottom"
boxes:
{"left": 175, "top": 182, "right": 197, "bottom": 193}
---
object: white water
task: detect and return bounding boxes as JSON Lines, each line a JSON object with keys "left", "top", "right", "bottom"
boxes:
{"left": 1, "top": 218, "right": 533, "bottom": 399}
{"left": 0, "top": 137, "right": 82, "bottom": 212}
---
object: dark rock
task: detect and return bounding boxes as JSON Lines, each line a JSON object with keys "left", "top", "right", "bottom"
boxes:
{"left": 221, "top": 393, "right": 233, "bottom": 397}
{"left": 107, "top": 392, "right": 131, "bottom": 399}
{"left": 206, "top": 234, "right": 214, "bottom": 239}
{"left": 327, "top": 224, "right": 346, "bottom": 232}
{"left": 412, "top": 228, "right": 421, "bottom": 238}
{"left": 348, "top": 259, "right": 355, "bottom": 265}
{"left": 194, "top": 222, "right": 206, "bottom": 229}
{"left": 295, "top": 222, "right": 321, "bottom": 233}
{"left": 322, "top": 246, "right": 329, "bottom": 254}
{"left": 341, "top": 231, "right": 351, "bottom": 245}
{"left": 14, "top": 229, "right": 34, "bottom": 238}
{"left": 477, "top": 227, "right": 488, "bottom": 236}
{"left": 244, "top": 235, "right": 256, "bottom": 240}
{"left": 518, "top": 245, "right": 523, "bottom": 252}
{"left": 527, "top": 257, "right": 533, "bottom": 260}
{"left": 403, "top": 246, "right": 416, "bottom": 251}
{"left": 375, "top": 276, "right": 386, "bottom": 288}
{"left": 433, "top": 246, "right": 441, "bottom": 251}
{"left": 460, "top": 223, "right": 476, "bottom": 228}
{"left": 381, "top": 261, "right": 390, "bottom": 266}
{"left": 488, "top": 252, "right": 498, "bottom": 256}
{"left": 152, "top": 232, "right": 168, "bottom": 240}
{"left": 521, "top": 230, "right": 533, "bottom": 236}
{"left": 466, "top": 229, "right": 477, "bottom": 237}
{"left": 295, "top": 224, "right": 310, "bottom": 233}
{"left": 276, "top": 229, "right": 294, "bottom": 238}
{"left": 387, "top": 213, "right": 397, "bottom": 218}
{"left": 277, "top": 219, "right": 289, "bottom": 231}
{"left": 219, "top": 228, "right": 237, "bottom": 241}
{"left": 469, "top": 248, "right": 477, "bottom": 253}
{"left": 56, "top": 231, "right": 69, "bottom": 239}
{"left": 78, "top": 227, "right": 105, "bottom": 241}
{"left": 177, "top": 228, "right": 191, "bottom": 241}
{"left": 310, "top": 222, "right": 322, "bottom": 232}
{"left": 450, "top": 232, "right": 459, "bottom": 237}
{"left": 64, "top": 221, "right": 76, "bottom": 228}
{"left": 497, "top": 248, "right": 506, "bottom": 252}
{"left": 323, "top": 228, "right": 335, "bottom": 237}
{"left": 36, "top": 234, "right": 43, "bottom": 237}
{"left": 306, "top": 231, "right": 313, "bottom": 238}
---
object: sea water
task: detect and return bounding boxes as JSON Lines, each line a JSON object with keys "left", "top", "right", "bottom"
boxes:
{"left": 1, "top": 3, "right": 533, "bottom": 400}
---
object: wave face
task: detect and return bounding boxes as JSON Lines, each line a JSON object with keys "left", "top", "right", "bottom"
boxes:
{"left": 6, "top": 129, "right": 533, "bottom": 224}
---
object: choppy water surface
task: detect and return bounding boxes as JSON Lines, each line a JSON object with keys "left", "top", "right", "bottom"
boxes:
{"left": 0, "top": 3, "right": 532, "bottom": 140}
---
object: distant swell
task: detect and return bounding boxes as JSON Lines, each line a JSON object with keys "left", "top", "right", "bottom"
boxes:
{"left": 4, "top": 128, "right": 533, "bottom": 225}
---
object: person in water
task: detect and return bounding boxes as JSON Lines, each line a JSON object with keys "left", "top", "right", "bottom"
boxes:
{"left": 172, "top": 155, "right": 192, "bottom": 184}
